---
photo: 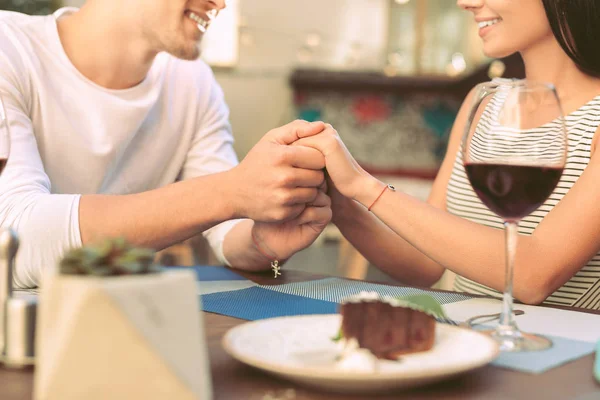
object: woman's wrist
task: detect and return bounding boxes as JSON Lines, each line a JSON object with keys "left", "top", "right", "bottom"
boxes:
{"left": 331, "top": 193, "right": 358, "bottom": 225}
{"left": 353, "top": 175, "right": 386, "bottom": 208}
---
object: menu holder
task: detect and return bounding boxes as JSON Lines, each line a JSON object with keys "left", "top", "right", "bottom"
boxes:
{"left": 34, "top": 270, "right": 211, "bottom": 400}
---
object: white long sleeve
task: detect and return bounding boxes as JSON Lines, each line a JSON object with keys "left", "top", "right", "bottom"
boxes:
{"left": 178, "top": 65, "right": 245, "bottom": 265}
{"left": 0, "top": 20, "right": 82, "bottom": 288}
{"left": 0, "top": 10, "right": 243, "bottom": 287}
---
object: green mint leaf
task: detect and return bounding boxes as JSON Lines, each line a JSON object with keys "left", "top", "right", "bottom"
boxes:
{"left": 394, "top": 294, "right": 447, "bottom": 319}
{"left": 331, "top": 328, "right": 344, "bottom": 342}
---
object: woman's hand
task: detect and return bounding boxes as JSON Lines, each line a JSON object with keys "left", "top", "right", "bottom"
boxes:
{"left": 293, "top": 124, "right": 383, "bottom": 207}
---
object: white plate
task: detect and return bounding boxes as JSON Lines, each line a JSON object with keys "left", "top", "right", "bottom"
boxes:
{"left": 223, "top": 314, "right": 499, "bottom": 394}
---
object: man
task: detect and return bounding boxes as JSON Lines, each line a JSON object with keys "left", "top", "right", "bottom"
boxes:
{"left": 0, "top": 0, "right": 331, "bottom": 288}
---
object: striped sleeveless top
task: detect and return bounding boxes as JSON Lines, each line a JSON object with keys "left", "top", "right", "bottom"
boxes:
{"left": 447, "top": 93, "right": 600, "bottom": 309}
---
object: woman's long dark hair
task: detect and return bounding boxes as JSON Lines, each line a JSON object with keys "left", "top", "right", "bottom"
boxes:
{"left": 542, "top": 0, "right": 600, "bottom": 77}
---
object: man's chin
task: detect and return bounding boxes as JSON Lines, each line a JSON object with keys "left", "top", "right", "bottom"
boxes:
{"left": 168, "top": 44, "right": 202, "bottom": 61}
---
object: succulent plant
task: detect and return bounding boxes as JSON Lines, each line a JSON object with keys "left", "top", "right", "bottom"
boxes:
{"left": 59, "top": 237, "right": 161, "bottom": 276}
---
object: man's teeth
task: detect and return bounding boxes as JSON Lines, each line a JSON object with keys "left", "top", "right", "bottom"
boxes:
{"left": 188, "top": 11, "right": 211, "bottom": 33}
{"left": 478, "top": 18, "right": 501, "bottom": 29}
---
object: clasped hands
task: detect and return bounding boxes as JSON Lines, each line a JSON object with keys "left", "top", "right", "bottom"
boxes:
{"left": 232, "top": 120, "right": 377, "bottom": 262}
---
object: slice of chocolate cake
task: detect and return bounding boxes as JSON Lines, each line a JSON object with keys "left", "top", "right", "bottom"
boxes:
{"left": 338, "top": 292, "right": 440, "bottom": 360}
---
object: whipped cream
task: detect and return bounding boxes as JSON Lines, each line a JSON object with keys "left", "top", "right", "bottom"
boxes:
{"left": 334, "top": 338, "right": 379, "bottom": 372}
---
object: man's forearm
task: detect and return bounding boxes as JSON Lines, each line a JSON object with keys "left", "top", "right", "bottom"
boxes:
{"left": 79, "top": 119, "right": 330, "bottom": 266}
{"left": 79, "top": 170, "right": 238, "bottom": 250}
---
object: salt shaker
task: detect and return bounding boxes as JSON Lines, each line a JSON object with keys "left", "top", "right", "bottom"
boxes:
{"left": 0, "top": 228, "right": 36, "bottom": 368}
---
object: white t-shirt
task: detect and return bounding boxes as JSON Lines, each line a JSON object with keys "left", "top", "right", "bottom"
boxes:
{"left": 0, "top": 9, "right": 242, "bottom": 288}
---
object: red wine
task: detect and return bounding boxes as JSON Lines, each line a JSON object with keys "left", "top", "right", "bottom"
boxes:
{"left": 0, "top": 159, "right": 6, "bottom": 174}
{"left": 464, "top": 163, "right": 562, "bottom": 221}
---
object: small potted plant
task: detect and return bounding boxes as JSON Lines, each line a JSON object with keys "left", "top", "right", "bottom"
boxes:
{"left": 34, "top": 238, "right": 212, "bottom": 400}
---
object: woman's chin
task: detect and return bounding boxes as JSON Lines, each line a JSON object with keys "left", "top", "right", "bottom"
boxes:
{"left": 482, "top": 44, "right": 518, "bottom": 60}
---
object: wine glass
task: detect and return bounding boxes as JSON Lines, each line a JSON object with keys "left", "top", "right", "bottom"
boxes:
{"left": 462, "top": 80, "right": 567, "bottom": 352}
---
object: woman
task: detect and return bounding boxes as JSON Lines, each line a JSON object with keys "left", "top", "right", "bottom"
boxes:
{"left": 295, "top": 0, "right": 600, "bottom": 308}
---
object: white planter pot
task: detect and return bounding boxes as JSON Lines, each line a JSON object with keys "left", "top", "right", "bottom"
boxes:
{"left": 34, "top": 270, "right": 211, "bottom": 399}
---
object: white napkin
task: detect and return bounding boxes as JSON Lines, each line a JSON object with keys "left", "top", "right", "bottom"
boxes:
{"left": 444, "top": 298, "right": 600, "bottom": 343}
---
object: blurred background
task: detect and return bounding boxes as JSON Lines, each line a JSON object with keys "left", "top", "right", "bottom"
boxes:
{"left": 0, "top": 0, "right": 525, "bottom": 287}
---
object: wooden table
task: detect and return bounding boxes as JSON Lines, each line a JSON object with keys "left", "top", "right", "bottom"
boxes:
{"left": 2, "top": 269, "right": 599, "bottom": 400}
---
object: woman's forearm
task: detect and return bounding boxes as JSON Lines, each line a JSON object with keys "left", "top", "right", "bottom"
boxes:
{"left": 355, "top": 181, "right": 549, "bottom": 304}
{"left": 333, "top": 196, "right": 445, "bottom": 287}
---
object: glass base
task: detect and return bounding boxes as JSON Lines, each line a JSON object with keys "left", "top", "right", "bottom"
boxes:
{"left": 479, "top": 329, "right": 553, "bottom": 352}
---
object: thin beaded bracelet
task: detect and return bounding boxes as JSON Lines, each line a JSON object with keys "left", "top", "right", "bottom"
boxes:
{"left": 367, "top": 184, "right": 396, "bottom": 212}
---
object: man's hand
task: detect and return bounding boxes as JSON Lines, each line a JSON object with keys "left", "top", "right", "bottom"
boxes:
{"left": 251, "top": 190, "right": 332, "bottom": 261}
{"left": 227, "top": 120, "right": 328, "bottom": 222}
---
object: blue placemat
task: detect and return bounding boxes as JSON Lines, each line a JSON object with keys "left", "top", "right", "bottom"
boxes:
{"left": 261, "top": 277, "right": 473, "bottom": 305}
{"left": 202, "top": 286, "right": 337, "bottom": 320}
{"left": 492, "top": 334, "right": 595, "bottom": 374}
{"left": 168, "top": 266, "right": 258, "bottom": 295}
{"left": 185, "top": 266, "right": 595, "bottom": 375}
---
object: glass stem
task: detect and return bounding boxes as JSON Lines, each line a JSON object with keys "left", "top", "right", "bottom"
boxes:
{"left": 498, "top": 221, "right": 519, "bottom": 331}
